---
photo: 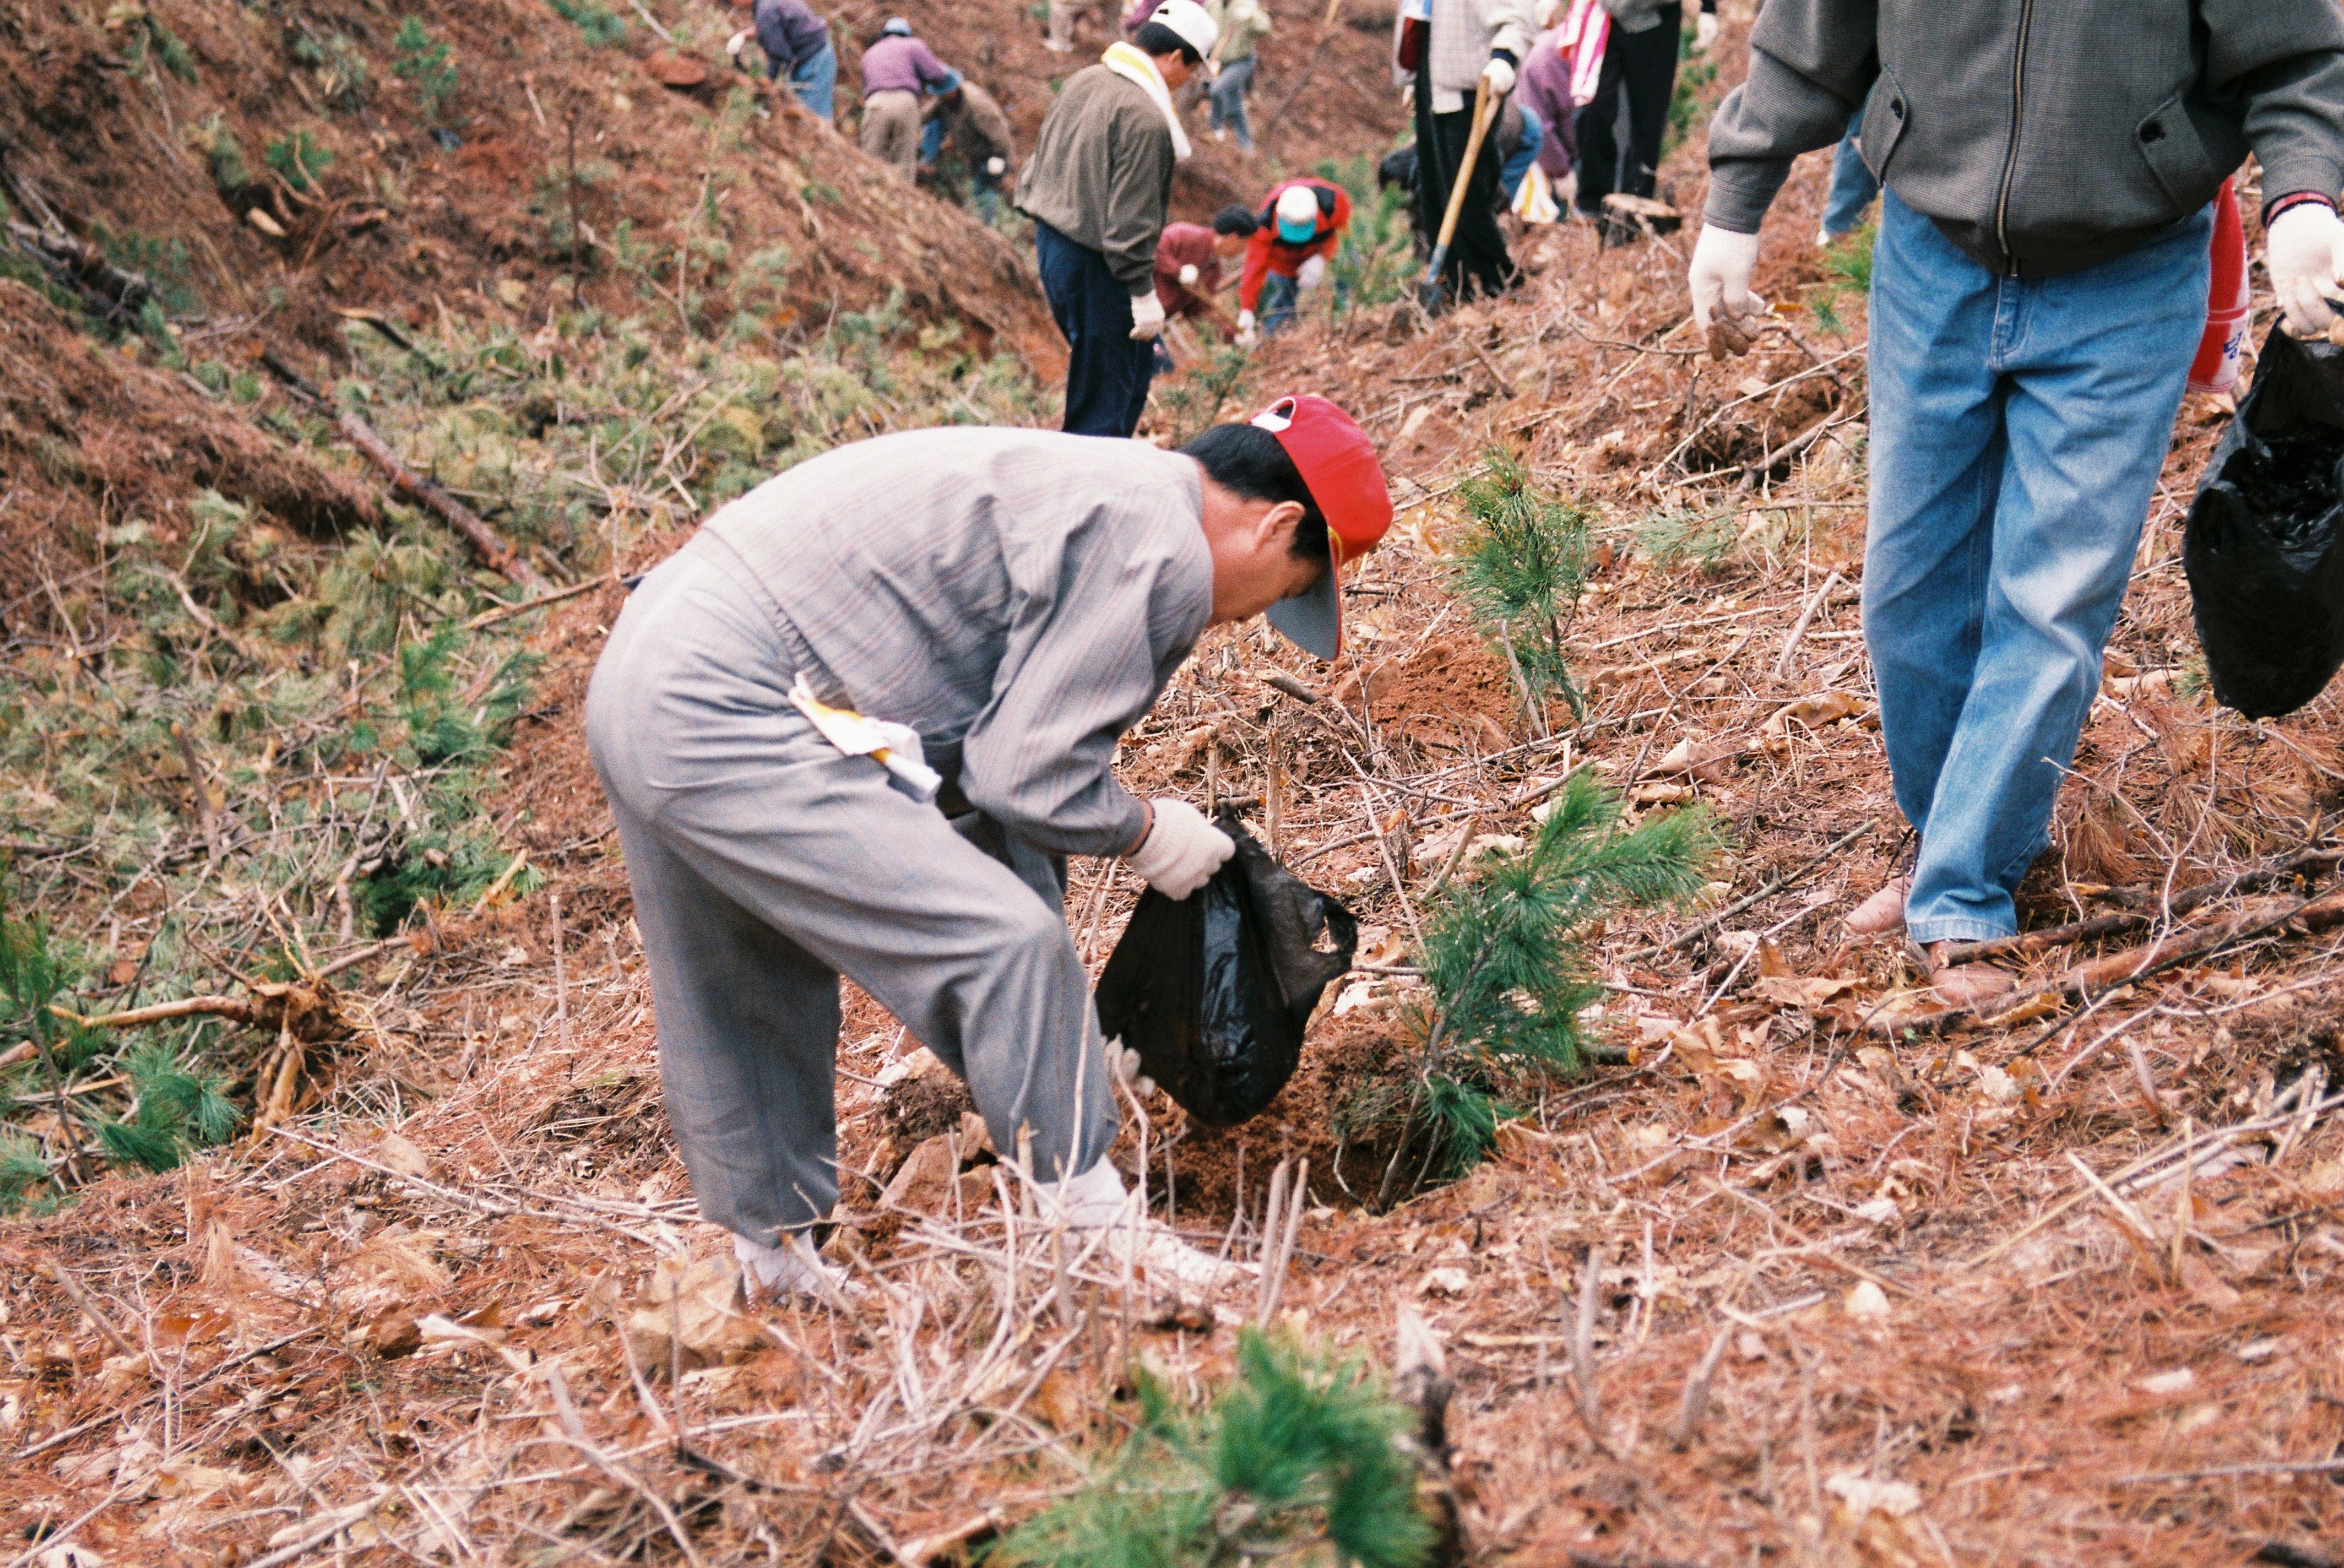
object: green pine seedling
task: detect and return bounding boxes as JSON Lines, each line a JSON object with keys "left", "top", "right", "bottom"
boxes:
{"left": 393, "top": 19, "right": 460, "bottom": 127}
{"left": 991, "top": 1330, "right": 1435, "bottom": 1568}
{"left": 1380, "top": 772, "right": 1718, "bottom": 1203}
{"left": 1451, "top": 451, "right": 1592, "bottom": 724}
{"left": 265, "top": 129, "right": 335, "bottom": 193}
{"left": 96, "top": 1037, "right": 241, "bottom": 1173}
{"left": 0, "top": 1132, "right": 50, "bottom": 1214}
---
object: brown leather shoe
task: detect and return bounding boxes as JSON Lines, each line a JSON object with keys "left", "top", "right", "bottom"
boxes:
{"left": 1844, "top": 876, "right": 1912, "bottom": 936}
{"left": 1916, "top": 940, "right": 2016, "bottom": 1008}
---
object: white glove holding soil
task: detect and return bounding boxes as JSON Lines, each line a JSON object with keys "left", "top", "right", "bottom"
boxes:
{"left": 1031, "top": 1157, "right": 1249, "bottom": 1290}
{"left": 2269, "top": 202, "right": 2344, "bottom": 338}
{"left": 1689, "top": 224, "right": 1763, "bottom": 355}
{"left": 1296, "top": 254, "right": 1327, "bottom": 291}
{"left": 1124, "top": 798, "right": 1234, "bottom": 899}
{"left": 1481, "top": 55, "right": 1516, "bottom": 96}
{"left": 1128, "top": 289, "right": 1167, "bottom": 340}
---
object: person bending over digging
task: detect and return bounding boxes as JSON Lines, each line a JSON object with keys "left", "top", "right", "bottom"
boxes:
{"left": 1687, "top": 0, "right": 2344, "bottom": 1005}
{"left": 583, "top": 397, "right": 1391, "bottom": 1299}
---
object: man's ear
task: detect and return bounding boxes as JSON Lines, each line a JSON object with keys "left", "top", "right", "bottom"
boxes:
{"left": 1255, "top": 498, "right": 1306, "bottom": 554}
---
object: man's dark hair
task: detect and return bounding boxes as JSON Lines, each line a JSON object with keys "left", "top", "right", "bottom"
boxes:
{"left": 1180, "top": 424, "right": 1329, "bottom": 563}
{"left": 1132, "top": 20, "right": 1202, "bottom": 66}
{"left": 1212, "top": 203, "right": 1261, "bottom": 237}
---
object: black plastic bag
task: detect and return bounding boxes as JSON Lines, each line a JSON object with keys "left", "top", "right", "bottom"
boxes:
{"left": 2184, "top": 324, "right": 2344, "bottom": 718}
{"left": 1094, "top": 812, "right": 1359, "bottom": 1126}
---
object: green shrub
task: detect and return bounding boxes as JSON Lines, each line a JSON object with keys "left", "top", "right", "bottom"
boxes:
{"left": 95, "top": 1036, "right": 241, "bottom": 1173}
{"left": 1636, "top": 506, "right": 1739, "bottom": 572}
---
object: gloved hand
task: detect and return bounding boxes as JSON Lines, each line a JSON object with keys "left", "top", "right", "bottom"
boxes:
{"left": 1235, "top": 307, "right": 1258, "bottom": 348}
{"left": 1128, "top": 289, "right": 1166, "bottom": 340}
{"left": 1179, "top": 262, "right": 1201, "bottom": 286}
{"left": 1688, "top": 224, "right": 1762, "bottom": 354}
{"left": 1481, "top": 55, "right": 1516, "bottom": 96}
{"left": 985, "top": 155, "right": 1007, "bottom": 177}
{"left": 1122, "top": 799, "right": 1235, "bottom": 899}
{"left": 1296, "top": 254, "right": 1327, "bottom": 290}
{"left": 1692, "top": 10, "right": 1717, "bottom": 50}
{"left": 726, "top": 27, "right": 753, "bottom": 59}
{"left": 2269, "top": 200, "right": 2344, "bottom": 338}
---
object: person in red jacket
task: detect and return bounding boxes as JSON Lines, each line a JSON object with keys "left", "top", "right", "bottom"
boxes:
{"left": 1236, "top": 177, "right": 1350, "bottom": 343}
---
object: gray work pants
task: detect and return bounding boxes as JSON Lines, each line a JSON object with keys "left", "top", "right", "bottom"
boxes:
{"left": 583, "top": 544, "right": 1117, "bottom": 1245}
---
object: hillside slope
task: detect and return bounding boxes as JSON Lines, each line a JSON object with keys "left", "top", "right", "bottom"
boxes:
{"left": 4, "top": 5, "right": 2344, "bottom": 1567}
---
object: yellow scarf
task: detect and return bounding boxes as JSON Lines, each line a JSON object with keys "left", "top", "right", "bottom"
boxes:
{"left": 1102, "top": 39, "right": 1192, "bottom": 162}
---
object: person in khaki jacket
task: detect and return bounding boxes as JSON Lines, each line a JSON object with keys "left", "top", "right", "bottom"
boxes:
{"left": 1687, "top": 0, "right": 2344, "bottom": 1005}
{"left": 1015, "top": 0, "right": 1220, "bottom": 436}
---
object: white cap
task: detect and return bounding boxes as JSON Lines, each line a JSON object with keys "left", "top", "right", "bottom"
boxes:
{"left": 1146, "top": 0, "right": 1220, "bottom": 63}
{"left": 1276, "top": 184, "right": 1320, "bottom": 228}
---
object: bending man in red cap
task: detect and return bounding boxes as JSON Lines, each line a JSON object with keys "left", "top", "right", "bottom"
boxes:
{"left": 584, "top": 398, "right": 1391, "bottom": 1299}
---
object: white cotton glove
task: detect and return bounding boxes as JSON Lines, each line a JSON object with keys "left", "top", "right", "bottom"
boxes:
{"left": 1688, "top": 223, "right": 1762, "bottom": 331}
{"left": 1122, "top": 799, "right": 1235, "bottom": 899}
{"left": 1128, "top": 289, "right": 1166, "bottom": 340}
{"left": 1693, "top": 10, "right": 1717, "bottom": 50}
{"left": 2268, "top": 202, "right": 2344, "bottom": 338}
{"left": 1296, "top": 253, "right": 1327, "bottom": 290}
{"left": 986, "top": 155, "right": 1007, "bottom": 176}
{"left": 1235, "top": 307, "right": 1257, "bottom": 347}
{"left": 735, "top": 1231, "right": 849, "bottom": 1302}
{"left": 1179, "top": 262, "right": 1200, "bottom": 286}
{"left": 726, "top": 27, "right": 753, "bottom": 59}
{"left": 1481, "top": 55, "right": 1516, "bottom": 96}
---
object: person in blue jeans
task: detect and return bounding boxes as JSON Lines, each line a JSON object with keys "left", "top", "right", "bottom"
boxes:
{"left": 741, "top": 0, "right": 837, "bottom": 120}
{"left": 1496, "top": 101, "right": 1544, "bottom": 207}
{"left": 1689, "top": 0, "right": 2344, "bottom": 1004}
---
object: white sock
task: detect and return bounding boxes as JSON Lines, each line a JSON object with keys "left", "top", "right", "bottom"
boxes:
{"left": 733, "top": 1230, "right": 828, "bottom": 1295}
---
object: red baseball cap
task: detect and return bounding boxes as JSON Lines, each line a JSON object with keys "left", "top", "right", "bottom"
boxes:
{"left": 1252, "top": 394, "right": 1391, "bottom": 660}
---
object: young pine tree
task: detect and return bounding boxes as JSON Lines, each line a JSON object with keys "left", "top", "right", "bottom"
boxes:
{"left": 991, "top": 1331, "right": 1435, "bottom": 1568}
{"left": 1378, "top": 772, "right": 1718, "bottom": 1204}
{"left": 1451, "top": 452, "right": 1593, "bottom": 724}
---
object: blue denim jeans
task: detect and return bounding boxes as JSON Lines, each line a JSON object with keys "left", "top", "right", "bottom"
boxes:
{"left": 1209, "top": 56, "right": 1255, "bottom": 149}
{"left": 1866, "top": 189, "right": 2209, "bottom": 943}
{"left": 788, "top": 40, "right": 837, "bottom": 121}
{"left": 1821, "top": 124, "right": 1878, "bottom": 237}
{"left": 1260, "top": 270, "right": 1299, "bottom": 333}
{"left": 1500, "top": 105, "right": 1544, "bottom": 205}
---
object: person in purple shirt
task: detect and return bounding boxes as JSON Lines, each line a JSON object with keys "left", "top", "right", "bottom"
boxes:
{"left": 746, "top": 0, "right": 837, "bottom": 122}
{"left": 859, "top": 18, "right": 961, "bottom": 174}
{"left": 1513, "top": 27, "right": 1577, "bottom": 186}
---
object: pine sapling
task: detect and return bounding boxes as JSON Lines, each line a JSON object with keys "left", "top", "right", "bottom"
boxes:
{"left": 1378, "top": 772, "right": 1718, "bottom": 1204}
{"left": 991, "top": 1330, "right": 1436, "bottom": 1568}
{"left": 1451, "top": 452, "right": 1592, "bottom": 724}
{"left": 96, "top": 1035, "right": 242, "bottom": 1173}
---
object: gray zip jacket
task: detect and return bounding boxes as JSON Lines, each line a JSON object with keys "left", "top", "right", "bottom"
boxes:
{"left": 693, "top": 427, "right": 1212, "bottom": 857}
{"left": 1705, "top": 0, "right": 2344, "bottom": 277}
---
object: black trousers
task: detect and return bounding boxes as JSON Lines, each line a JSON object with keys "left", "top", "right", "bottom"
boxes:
{"left": 1413, "top": 74, "right": 1515, "bottom": 303}
{"left": 1573, "top": 4, "right": 1680, "bottom": 216}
